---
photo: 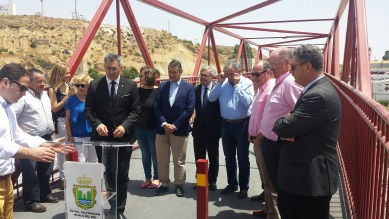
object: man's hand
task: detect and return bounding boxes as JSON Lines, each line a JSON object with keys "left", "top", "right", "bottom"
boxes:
{"left": 189, "top": 111, "right": 196, "bottom": 125}
{"left": 41, "top": 138, "right": 75, "bottom": 154}
{"left": 164, "top": 124, "right": 175, "bottom": 135}
{"left": 16, "top": 146, "right": 56, "bottom": 163}
{"left": 217, "top": 73, "right": 225, "bottom": 83}
{"left": 97, "top": 124, "right": 109, "bottom": 136}
{"left": 248, "top": 134, "right": 254, "bottom": 143}
{"left": 113, "top": 125, "right": 126, "bottom": 138}
{"left": 233, "top": 73, "right": 240, "bottom": 86}
{"left": 284, "top": 137, "right": 295, "bottom": 142}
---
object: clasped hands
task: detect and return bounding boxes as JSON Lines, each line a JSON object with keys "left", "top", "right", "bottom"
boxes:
{"left": 97, "top": 124, "right": 126, "bottom": 138}
{"left": 163, "top": 123, "right": 175, "bottom": 135}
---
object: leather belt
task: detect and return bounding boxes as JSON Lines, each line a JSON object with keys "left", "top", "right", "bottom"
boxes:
{"left": 223, "top": 116, "right": 250, "bottom": 123}
{"left": 0, "top": 174, "right": 10, "bottom": 180}
{"left": 263, "top": 137, "right": 280, "bottom": 144}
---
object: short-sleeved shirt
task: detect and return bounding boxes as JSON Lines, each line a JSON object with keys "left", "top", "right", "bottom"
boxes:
{"left": 65, "top": 95, "right": 91, "bottom": 137}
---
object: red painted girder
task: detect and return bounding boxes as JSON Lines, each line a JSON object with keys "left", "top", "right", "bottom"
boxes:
{"left": 116, "top": 0, "right": 122, "bottom": 56}
{"left": 193, "top": 27, "right": 210, "bottom": 76}
{"left": 261, "top": 35, "right": 327, "bottom": 47}
{"left": 323, "top": 0, "right": 349, "bottom": 52}
{"left": 257, "top": 46, "right": 262, "bottom": 61}
{"left": 237, "top": 40, "right": 244, "bottom": 61}
{"left": 242, "top": 43, "right": 248, "bottom": 73}
{"left": 331, "top": 18, "right": 340, "bottom": 78}
{"left": 326, "top": 37, "right": 333, "bottom": 74}
{"left": 270, "top": 43, "right": 325, "bottom": 47}
{"left": 210, "top": 0, "right": 280, "bottom": 25}
{"left": 207, "top": 36, "right": 211, "bottom": 66}
{"left": 355, "top": 0, "right": 371, "bottom": 96}
{"left": 120, "top": 0, "right": 153, "bottom": 68}
{"left": 217, "top": 24, "right": 328, "bottom": 37}
{"left": 245, "top": 35, "right": 314, "bottom": 39}
{"left": 341, "top": 0, "right": 355, "bottom": 83}
{"left": 67, "top": 0, "right": 113, "bottom": 77}
{"left": 217, "top": 18, "right": 334, "bottom": 26}
{"left": 209, "top": 28, "right": 221, "bottom": 73}
{"left": 213, "top": 26, "right": 260, "bottom": 47}
{"left": 138, "top": 0, "right": 209, "bottom": 26}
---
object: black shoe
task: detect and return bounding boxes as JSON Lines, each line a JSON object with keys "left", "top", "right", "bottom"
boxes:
{"left": 209, "top": 183, "right": 217, "bottom": 191}
{"left": 220, "top": 185, "right": 238, "bottom": 195}
{"left": 175, "top": 185, "right": 184, "bottom": 197}
{"left": 251, "top": 192, "right": 265, "bottom": 202}
{"left": 41, "top": 194, "right": 59, "bottom": 203}
{"left": 25, "top": 202, "right": 46, "bottom": 213}
{"left": 117, "top": 212, "right": 127, "bottom": 219}
{"left": 238, "top": 190, "right": 248, "bottom": 199}
{"left": 154, "top": 185, "right": 169, "bottom": 196}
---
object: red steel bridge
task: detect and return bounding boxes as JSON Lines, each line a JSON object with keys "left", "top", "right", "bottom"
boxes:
{"left": 11, "top": 0, "right": 389, "bottom": 218}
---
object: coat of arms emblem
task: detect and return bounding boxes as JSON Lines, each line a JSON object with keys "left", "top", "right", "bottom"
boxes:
{"left": 73, "top": 174, "right": 97, "bottom": 210}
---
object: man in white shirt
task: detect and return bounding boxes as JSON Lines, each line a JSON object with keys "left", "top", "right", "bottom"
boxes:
{"left": 12, "top": 69, "right": 59, "bottom": 213}
{"left": 0, "top": 63, "right": 68, "bottom": 219}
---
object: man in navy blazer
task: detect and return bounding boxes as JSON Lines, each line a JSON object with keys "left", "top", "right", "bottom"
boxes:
{"left": 154, "top": 60, "right": 195, "bottom": 197}
{"left": 272, "top": 44, "right": 341, "bottom": 219}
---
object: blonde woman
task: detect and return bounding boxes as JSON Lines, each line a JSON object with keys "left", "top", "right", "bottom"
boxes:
{"left": 65, "top": 74, "right": 97, "bottom": 163}
{"left": 48, "top": 64, "right": 77, "bottom": 187}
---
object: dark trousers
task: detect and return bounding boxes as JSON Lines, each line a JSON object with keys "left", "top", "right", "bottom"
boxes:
{"left": 96, "top": 146, "right": 132, "bottom": 213}
{"left": 278, "top": 189, "right": 332, "bottom": 219}
{"left": 221, "top": 119, "right": 250, "bottom": 191}
{"left": 260, "top": 139, "right": 282, "bottom": 193}
{"left": 193, "top": 135, "right": 219, "bottom": 184}
{"left": 20, "top": 134, "right": 53, "bottom": 207}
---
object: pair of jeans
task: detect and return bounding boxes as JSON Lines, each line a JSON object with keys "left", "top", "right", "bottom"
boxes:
{"left": 135, "top": 128, "right": 158, "bottom": 180}
{"left": 221, "top": 119, "right": 250, "bottom": 191}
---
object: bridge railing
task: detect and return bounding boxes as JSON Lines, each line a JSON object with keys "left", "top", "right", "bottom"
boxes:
{"left": 326, "top": 73, "right": 389, "bottom": 219}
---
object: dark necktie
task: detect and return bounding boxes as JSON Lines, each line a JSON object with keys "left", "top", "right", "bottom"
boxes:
{"left": 110, "top": 81, "right": 116, "bottom": 105}
{"left": 203, "top": 87, "right": 208, "bottom": 109}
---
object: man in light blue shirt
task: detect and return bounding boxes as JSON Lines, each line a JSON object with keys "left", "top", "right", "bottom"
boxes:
{"left": 209, "top": 59, "right": 254, "bottom": 199}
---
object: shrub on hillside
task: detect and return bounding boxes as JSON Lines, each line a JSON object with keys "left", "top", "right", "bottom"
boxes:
{"left": 30, "top": 42, "right": 37, "bottom": 48}
{"left": 122, "top": 67, "right": 138, "bottom": 79}
{"left": 378, "top": 100, "right": 389, "bottom": 107}
{"left": 35, "top": 58, "right": 54, "bottom": 70}
{"left": 88, "top": 68, "right": 103, "bottom": 80}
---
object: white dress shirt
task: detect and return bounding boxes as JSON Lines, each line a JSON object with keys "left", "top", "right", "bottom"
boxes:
{"left": 0, "top": 96, "right": 45, "bottom": 176}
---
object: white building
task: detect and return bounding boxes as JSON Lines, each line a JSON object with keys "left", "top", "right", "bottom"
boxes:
{"left": 0, "top": 0, "right": 15, "bottom": 15}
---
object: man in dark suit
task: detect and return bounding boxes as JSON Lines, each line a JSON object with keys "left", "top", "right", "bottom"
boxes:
{"left": 192, "top": 66, "right": 221, "bottom": 191}
{"left": 272, "top": 44, "right": 341, "bottom": 219}
{"left": 154, "top": 59, "right": 195, "bottom": 197}
{"left": 84, "top": 53, "right": 140, "bottom": 219}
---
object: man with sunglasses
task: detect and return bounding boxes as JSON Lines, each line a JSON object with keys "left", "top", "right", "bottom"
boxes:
{"left": 0, "top": 63, "right": 70, "bottom": 219}
{"left": 209, "top": 59, "right": 254, "bottom": 199}
{"left": 248, "top": 61, "right": 280, "bottom": 218}
{"left": 12, "top": 69, "right": 59, "bottom": 213}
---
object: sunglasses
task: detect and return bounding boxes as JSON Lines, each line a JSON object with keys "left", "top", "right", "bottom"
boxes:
{"left": 75, "top": 84, "right": 87, "bottom": 88}
{"left": 9, "top": 78, "right": 29, "bottom": 92}
{"left": 251, "top": 70, "right": 267, "bottom": 77}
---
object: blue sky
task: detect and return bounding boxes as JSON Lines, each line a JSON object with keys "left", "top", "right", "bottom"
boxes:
{"left": 2, "top": 0, "right": 388, "bottom": 61}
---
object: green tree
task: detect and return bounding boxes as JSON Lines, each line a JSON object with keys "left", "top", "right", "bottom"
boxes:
{"left": 383, "top": 50, "right": 389, "bottom": 60}
{"left": 88, "top": 68, "right": 103, "bottom": 80}
{"left": 228, "top": 42, "right": 254, "bottom": 59}
{"left": 122, "top": 67, "right": 139, "bottom": 79}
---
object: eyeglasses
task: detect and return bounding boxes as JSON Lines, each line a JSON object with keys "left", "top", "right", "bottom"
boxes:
{"left": 290, "top": 62, "right": 306, "bottom": 72}
{"left": 251, "top": 70, "right": 267, "bottom": 77}
{"left": 9, "top": 78, "right": 29, "bottom": 92}
{"left": 75, "top": 84, "right": 87, "bottom": 88}
{"left": 106, "top": 67, "right": 119, "bottom": 71}
{"left": 270, "top": 59, "right": 285, "bottom": 68}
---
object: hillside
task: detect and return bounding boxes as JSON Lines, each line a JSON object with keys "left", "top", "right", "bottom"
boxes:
{"left": 0, "top": 15, "right": 256, "bottom": 76}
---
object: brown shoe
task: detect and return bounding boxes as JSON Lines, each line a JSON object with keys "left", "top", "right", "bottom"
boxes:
{"left": 41, "top": 194, "right": 59, "bottom": 203}
{"left": 252, "top": 210, "right": 267, "bottom": 217}
{"left": 25, "top": 203, "right": 46, "bottom": 213}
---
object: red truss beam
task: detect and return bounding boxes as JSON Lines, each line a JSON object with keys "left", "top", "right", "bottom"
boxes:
{"left": 116, "top": 0, "right": 122, "bottom": 56}
{"left": 210, "top": 0, "right": 280, "bottom": 25}
{"left": 261, "top": 35, "right": 328, "bottom": 47}
{"left": 193, "top": 27, "right": 210, "bottom": 76}
{"left": 245, "top": 35, "right": 314, "bottom": 39}
{"left": 120, "top": 0, "right": 153, "bottom": 67}
{"left": 216, "top": 24, "right": 328, "bottom": 36}
{"left": 218, "top": 18, "right": 334, "bottom": 26}
{"left": 209, "top": 28, "right": 222, "bottom": 73}
{"left": 67, "top": 0, "right": 113, "bottom": 76}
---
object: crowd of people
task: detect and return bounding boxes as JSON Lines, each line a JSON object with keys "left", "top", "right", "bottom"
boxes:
{"left": 0, "top": 44, "right": 342, "bottom": 219}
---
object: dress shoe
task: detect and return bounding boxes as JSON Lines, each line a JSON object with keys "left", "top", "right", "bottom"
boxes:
{"left": 25, "top": 202, "right": 46, "bottom": 213}
{"left": 252, "top": 210, "right": 267, "bottom": 217}
{"left": 175, "top": 185, "right": 184, "bottom": 197}
{"left": 41, "top": 194, "right": 59, "bottom": 203}
{"left": 154, "top": 185, "right": 169, "bottom": 196}
{"left": 220, "top": 185, "right": 238, "bottom": 195}
{"left": 251, "top": 192, "right": 265, "bottom": 202}
{"left": 117, "top": 212, "right": 127, "bottom": 219}
{"left": 238, "top": 190, "right": 248, "bottom": 199}
{"left": 209, "top": 183, "right": 217, "bottom": 191}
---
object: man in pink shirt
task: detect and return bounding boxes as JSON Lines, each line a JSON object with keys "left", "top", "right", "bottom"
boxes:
{"left": 248, "top": 60, "right": 280, "bottom": 218}
{"left": 258, "top": 47, "right": 303, "bottom": 217}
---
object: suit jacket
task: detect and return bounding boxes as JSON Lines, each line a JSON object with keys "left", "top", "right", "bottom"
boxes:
{"left": 154, "top": 80, "right": 195, "bottom": 136}
{"left": 84, "top": 76, "right": 141, "bottom": 143}
{"left": 272, "top": 76, "right": 341, "bottom": 196}
{"left": 192, "top": 83, "right": 221, "bottom": 139}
